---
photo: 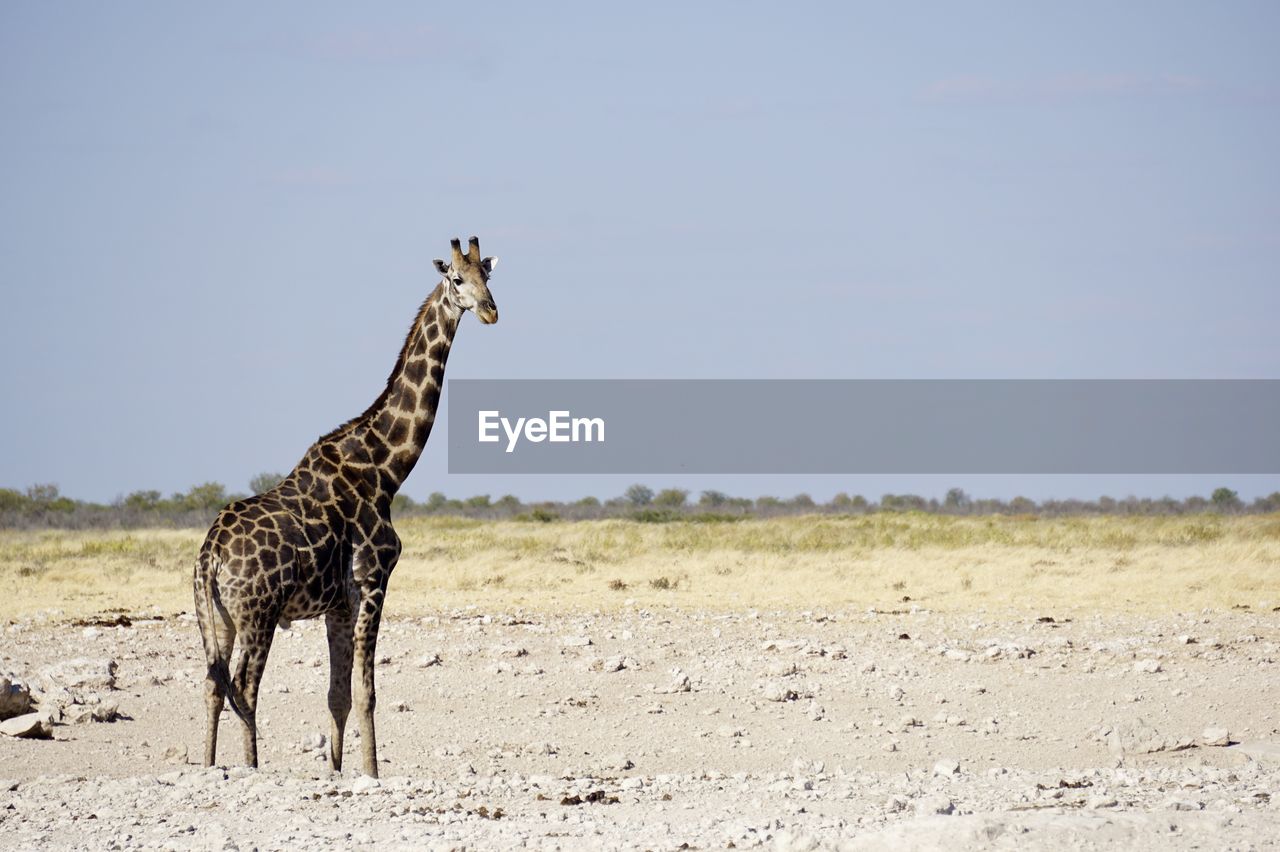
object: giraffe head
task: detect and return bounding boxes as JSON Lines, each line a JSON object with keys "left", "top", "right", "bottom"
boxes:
{"left": 434, "top": 236, "right": 499, "bottom": 324}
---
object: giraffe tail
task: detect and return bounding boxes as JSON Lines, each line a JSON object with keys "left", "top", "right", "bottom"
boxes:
{"left": 195, "top": 554, "right": 248, "bottom": 723}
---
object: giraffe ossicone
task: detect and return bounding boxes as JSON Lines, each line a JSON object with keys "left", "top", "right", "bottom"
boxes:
{"left": 193, "top": 236, "right": 500, "bottom": 776}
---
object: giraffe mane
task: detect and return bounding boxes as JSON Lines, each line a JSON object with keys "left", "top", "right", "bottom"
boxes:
{"left": 315, "top": 283, "right": 445, "bottom": 443}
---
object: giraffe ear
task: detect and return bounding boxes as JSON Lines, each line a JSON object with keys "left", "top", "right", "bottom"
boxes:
{"left": 482, "top": 256, "right": 499, "bottom": 274}
{"left": 433, "top": 259, "right": 450, "bottom": 276}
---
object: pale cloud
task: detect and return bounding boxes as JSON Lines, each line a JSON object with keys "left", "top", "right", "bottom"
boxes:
{"left": 925, "top": 72, "right": 1209, "bottom": 104}
{"left": 306, "top": 26, "right": 439, "bottom": 63}
{"left": 287, "top": 25, "right": 493, "bottom": 80}
{"left": 267, "top": 167, "right": 354, "bottom": 188}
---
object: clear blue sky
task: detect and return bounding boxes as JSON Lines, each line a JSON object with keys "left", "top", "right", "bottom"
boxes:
{"left": 2, "top": 3, "right": 1277, "bottom": 504}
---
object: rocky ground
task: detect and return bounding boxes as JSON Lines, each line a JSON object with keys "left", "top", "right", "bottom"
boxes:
{"left": 2, "top": 604, "right": 1279, "bottom": 850}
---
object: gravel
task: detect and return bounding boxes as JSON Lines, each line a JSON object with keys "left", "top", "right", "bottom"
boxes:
{"left": 0, "top": 606, "right": 1277, "bottom": 848}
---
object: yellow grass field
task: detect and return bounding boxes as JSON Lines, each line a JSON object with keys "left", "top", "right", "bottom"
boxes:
{"left": 1, "top": 514, "right": 1278, "bottom": 620}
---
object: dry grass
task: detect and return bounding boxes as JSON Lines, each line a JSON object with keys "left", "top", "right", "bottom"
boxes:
{"left": 1, "top": 514, "right": 1278, "bottom": 620}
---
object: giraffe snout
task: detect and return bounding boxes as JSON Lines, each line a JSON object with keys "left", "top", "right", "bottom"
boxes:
{"left": 476, "top": 300, "right": 499, "bottom": 324}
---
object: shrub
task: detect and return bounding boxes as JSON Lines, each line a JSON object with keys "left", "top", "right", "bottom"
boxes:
{"left": 249, "top": 472, "right": 285, "bottom": 495}
{"left": 624, "top": 484, "right": 654, "bottom": 506}
{"left": 1211, "top": 487, "right": 1242, "bottom": 513}
{"left": 653, "top": 488, "right": 689, "bottom": 508}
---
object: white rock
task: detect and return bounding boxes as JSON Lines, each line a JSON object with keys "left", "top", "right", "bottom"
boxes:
{"left": 0, "top": 676, "right": 34, "bottom": 719}
{"left": 915, "top": 794, "right": 954, "bottom": 815}
{"left": 65, "top": 699, "right": 120, "bottom": 724}
{"left": 38, "top": 658, "right": 118, "bottom": 693}
{"left": 561, "top": 636, "right": 593, "bottom": 647}
{"left": 415, "top": 653, "right": 442, "bottom": 668}
{"left": 887, "top": 684, "right": 905, "bottom": 702}
{"left": 761, "top": 681, "right": 797, "bottom": 702}
{"left": 1134, "top": 659, "right": 1162, "bottom": 674}
{"left": 773, "top": 831, "right": 820, "bottom": 852}
{"left": 351, "top": 775, "right": 381, "bottom": 794}
{"left": 300, "top": 732, "right": 327, "bottom": 752}
{"left": 656, "top": 672, "right": 692, "bottom": 694}
{"left": 1201, "top": 727, "right": 1230, "bottom": 747}
{"left": 0, "top": 712, "right": 52, "bottom": 739}
{"left": 593, "top": 656, "right": 628, "bottom": 673}
{"left": 933, "top": 758, "right": 961, "bottom": 776}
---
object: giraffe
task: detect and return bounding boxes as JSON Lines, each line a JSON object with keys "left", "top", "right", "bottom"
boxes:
{"left": 193, "top": 236, "right": 499, "bottom": 777}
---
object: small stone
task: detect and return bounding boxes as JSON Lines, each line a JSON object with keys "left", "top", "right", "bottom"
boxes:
{"left": 761, "top": 681, "right": 796, "bottom": 702}
{"left": 915, "top": 794, "right": 954, "bottom": 815}
{"left": 416, "top": 653, "right": 442, "bottom": 668}
{"left": 765, "top": 661, "right": 798, "bottom": 678}
{"left": 38, "top": 658, "right": 118, "bottom": 693}
{"left": 561, "top": 636, "right": 592, "bottom": 647}
{"left": 163, "top": 743, "right": 189, "bottom": 764}
{"left": 933, "top": 758, "right": 961, "bottom": 776}
{"left": 594, "top": 656, "right": 628, "bottom": 673}
{"left": 655, "top": 671, "right": 691, "bottom": 694}
{"left": 351, "top": 775, "right": 381, "bottom": 794}
{"left": 300, "top": 732, "right": 327, "bottom": 753}
{"left": 887, "top": 684, "right": 905, "bottom": 702}
{"left": 1134, "top": 659, "right": 1162, "bottom": 674}
{"left": 391, "top": 700, "right": 410, "bottom": 712}
{"left": 1201, "top": 727, "right": 1230, "bottom": 747}
{"left": 0, "top": 676, "right": 35, "bottom": 720}
{"left": 65, "top": 699, "right": 120, "bottom": 724}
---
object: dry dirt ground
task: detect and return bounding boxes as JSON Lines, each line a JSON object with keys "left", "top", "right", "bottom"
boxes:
{"left": 2, "top": 604, "right": 1279, "bottom": 850}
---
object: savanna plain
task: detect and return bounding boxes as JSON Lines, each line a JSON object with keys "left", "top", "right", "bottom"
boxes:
{"left": 2, "top": 514, "right": 1279, "bottom": 850}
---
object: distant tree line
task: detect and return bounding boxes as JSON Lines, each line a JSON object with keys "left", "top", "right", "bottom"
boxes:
{"left": 1, "top": 478, "right": 1276, "bottom": 530}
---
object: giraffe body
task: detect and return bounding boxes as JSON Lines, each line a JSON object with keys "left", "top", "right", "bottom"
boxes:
{"left": 194, "top": 237, "right": 498, "bottom": 776}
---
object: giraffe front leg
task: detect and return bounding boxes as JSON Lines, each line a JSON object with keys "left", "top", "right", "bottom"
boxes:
{"left": 325, "top": 609, "right": 355, "bottom": 772}
{"left": 353, "top": 587, "right": 385, "bottom": 778}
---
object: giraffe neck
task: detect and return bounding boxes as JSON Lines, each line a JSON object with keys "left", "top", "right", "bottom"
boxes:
{"left": 360, "top": 280, "right": 462, "bottom": 491}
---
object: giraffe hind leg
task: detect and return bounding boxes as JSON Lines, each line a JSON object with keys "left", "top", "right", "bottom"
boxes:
{"left": 232, "top": 620, "right": 275, "bottom": 768}
{"left": 201, "top": 591, "right": 237, "bottom": 767}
